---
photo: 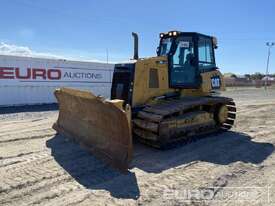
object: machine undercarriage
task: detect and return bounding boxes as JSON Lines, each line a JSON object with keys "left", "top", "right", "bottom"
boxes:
{"left": 133, "top": 96, "right": 236, "bottom": 148}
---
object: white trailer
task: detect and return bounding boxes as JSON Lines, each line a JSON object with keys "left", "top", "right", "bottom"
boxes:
{"left": 0, "top": 55, "right": 114, "bottom": 106}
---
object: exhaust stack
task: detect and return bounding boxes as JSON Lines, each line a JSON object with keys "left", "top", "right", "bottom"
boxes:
{"left": 132, "top": 32, "right": 139, "bottom": 60}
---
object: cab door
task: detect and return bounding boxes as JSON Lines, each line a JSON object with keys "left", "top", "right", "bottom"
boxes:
{"left": 169, "top": 36, "right": 200, "bottom": 88}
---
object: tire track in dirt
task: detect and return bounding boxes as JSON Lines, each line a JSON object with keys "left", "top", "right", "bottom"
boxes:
{"left": 133, "top": 162, "right": 266, "bottom": 206}
{"left": 0, "top": 136, "right": 114, "bottom": 206}
{"left": 0, "top": 175, "right": 73, "bottom": 205}
{"left": 0, "top": 137, "right": 51, "bottom": 158}
{"left": 0, "top": 150, "right": 50, "bottom": 168}
{"left": 0, "top": 117, "right": 56, "bottom": 144}
{"left": 0, "top": 123, "right": 54, "bottom": 136}
{"left": 0, "top": 129, "right": 55, "bottom": 143}
{"left": 2, "top": 128, "right": 272, "bottom": 205}
{"left": 0, "top": 111, "right": 57, "bottom": 122}
{"left": 1, "top": 159, "right": 117, "bottom": 206}
{"left": 1, "top": 114, "right": 54, "bottom": 123}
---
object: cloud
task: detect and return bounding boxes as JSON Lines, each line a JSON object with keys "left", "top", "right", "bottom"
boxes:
{"left": 0, "top": 42, "right": 130, "bottom": 64}
{"left": 0, "top": 42, "right": 118, "bottom": 63}
{"left": 0, "top": 42, "right": 63, "bottom": 59}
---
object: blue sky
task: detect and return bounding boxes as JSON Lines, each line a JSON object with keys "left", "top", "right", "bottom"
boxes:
{"left": 0, "top": 0, "right": 274, "bottom": 74}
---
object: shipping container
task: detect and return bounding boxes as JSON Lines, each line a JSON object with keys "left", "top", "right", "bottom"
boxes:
{"left": 0, "top": 55, "right": 114, "bottom": 106}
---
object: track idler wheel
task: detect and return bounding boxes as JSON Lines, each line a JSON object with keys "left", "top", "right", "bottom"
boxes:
{"left": 218, "top": 101, "right": 236, "bottom": 130}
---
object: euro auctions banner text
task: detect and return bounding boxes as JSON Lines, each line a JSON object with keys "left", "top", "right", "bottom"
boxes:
{"left": 0, "top": 66, "right": 113, "bottom": 85}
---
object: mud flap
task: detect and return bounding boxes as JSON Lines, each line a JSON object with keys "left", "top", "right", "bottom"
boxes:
{"left": 53, "top": 88, "right": 132, "bottom": 171}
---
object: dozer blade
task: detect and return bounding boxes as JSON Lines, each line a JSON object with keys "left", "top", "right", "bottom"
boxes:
{"left": 53, "top": 88, "right": 132, "bottom": 171}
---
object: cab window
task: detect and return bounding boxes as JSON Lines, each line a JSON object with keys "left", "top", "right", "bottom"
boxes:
{"left": 198, "top": 37, "right": 215, "bottom": 70}
{"left": 159, "top": 38, "right": 173, "bottom": 56}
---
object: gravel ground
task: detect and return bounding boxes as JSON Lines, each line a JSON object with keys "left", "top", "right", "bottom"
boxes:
{"left": 0, "top": 87, "right": 275, "bottom": 206}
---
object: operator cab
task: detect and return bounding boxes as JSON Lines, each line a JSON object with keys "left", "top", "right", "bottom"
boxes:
{"left": 157, "top": 31, "right": 218, "bottom": 88}
{"left": 111, "top": 31, "right": 220, "bottom": 106}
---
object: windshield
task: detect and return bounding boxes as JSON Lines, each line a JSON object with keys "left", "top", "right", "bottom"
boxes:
{"left": 159, "top": 38, "right": 173, "bottom": 56}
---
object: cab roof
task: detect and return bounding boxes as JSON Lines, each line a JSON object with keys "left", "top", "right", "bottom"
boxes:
{"left": 159, "top": 31, "right": 214, "bottom": 39}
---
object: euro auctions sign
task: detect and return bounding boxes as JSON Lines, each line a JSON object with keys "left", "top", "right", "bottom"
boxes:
{"left": 0, "top": 66, "right": 113, "bottom": 85}
{"left": 0, "top": 67, "right": 62, "bottom": 80}
{"left": 0, "top": 55, "right": 114, "bottom": 105}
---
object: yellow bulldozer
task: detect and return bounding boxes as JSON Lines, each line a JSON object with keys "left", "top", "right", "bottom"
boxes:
{"left": 53, "top": 31, "right": 236, "bottom": 171}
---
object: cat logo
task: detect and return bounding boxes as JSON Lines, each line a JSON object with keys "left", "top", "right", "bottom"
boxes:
{"left": 211, "top": 76, "right": 221, "bottom": 89}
